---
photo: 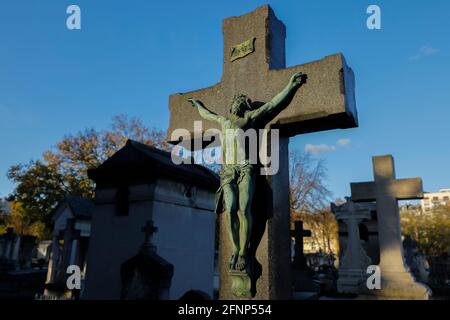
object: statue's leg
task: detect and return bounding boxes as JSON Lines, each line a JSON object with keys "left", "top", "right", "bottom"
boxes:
{"left": 223, "top": 184, "right": 240, "bottom": 270}
{"left": 235, "top": 173, "right": 255, "bottom": 271}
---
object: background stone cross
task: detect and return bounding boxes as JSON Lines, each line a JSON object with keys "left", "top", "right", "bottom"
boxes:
{"left": 332, "top": 198, "right": 372, "bottom": 293}
{"left": 141, "top": 220, "right": 158, "bottom": 253}
{"left": 290, "top": 220, "right": 311, "bottom": 270}
{"left": 351, "top": 155, "right": 431, "bottom": 299}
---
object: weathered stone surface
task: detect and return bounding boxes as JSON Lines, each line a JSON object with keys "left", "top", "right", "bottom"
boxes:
{"left": 351, "top": 155, "right": 432, "bottom": 299}
{"left": 167, "top": 5, "right": 357, "bottom": 146}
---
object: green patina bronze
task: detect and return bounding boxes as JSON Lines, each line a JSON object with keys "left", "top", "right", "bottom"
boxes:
{"left": 189, "top": 71, "right": 307, "bottom": 297}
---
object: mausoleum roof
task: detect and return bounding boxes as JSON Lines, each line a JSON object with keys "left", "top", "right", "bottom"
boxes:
{"left": 88, "top": 140, "right": 219, "bottom": 190}
{"left": 52, "top": 195, "right": 94, "bottom": 222}
{"left": 65, "top": 195, "right": 95, "bottom": 219}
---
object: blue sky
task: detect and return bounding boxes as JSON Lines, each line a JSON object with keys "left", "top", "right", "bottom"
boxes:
{"left": 0, "top": 0, "right": 449, "bottom": 200}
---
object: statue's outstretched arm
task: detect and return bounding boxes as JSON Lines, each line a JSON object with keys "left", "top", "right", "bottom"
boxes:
{"left": 188, "top": 98, "right": 225, "bottom": 124}
{"left": 247, "top": 72, "right": 307, "bottom": 122}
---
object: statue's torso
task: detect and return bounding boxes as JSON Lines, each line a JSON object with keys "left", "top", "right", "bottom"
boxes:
{"left": 220, "top": 114, "right": 256, "bottom": 166}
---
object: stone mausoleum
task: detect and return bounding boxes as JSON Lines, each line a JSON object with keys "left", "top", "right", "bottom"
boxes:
{"left": 83, "top": 140, "right": 219, "bottom": 299}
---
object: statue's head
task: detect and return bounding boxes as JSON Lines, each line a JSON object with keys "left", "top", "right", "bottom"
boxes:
{"left": 229, "top": 94, "right": 252, "bottom": 117}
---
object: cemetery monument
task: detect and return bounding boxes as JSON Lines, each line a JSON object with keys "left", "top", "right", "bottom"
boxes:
{"left": 167, "top": 5, "right": 358, "bottom": 299}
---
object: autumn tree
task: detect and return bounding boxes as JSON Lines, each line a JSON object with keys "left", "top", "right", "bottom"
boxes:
{"left": 289, "top": 151, "right": 332, "bottom": 215}
{"left": 0, "top": 201, "right": 47, "bottom": 239}
{"left": 6, "top": 114, "right": 169, "bottom": 231}
{"left": 401, "top": 205, "right": 450, "bottom": 257}
{"left": 0, "top": 199, "right": 9, "bottom": 234}
{"left": 289, "top": 150, "right": 338, "bottom": 256}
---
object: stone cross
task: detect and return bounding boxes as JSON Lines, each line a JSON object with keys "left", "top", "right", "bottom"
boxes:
{"left": 141, "top": 220, "right": 158, "bottom": 254}
{"left": 351, "top": 155, "right": 431, "bottom": 299}
{"left": 167, "top": 5, "right": 358, "bottom": 299}
{"left": 168, "top": 5, "right": 357, "bottom": 143}
{"left": 290, "top": 221, "right": 311, "bottom": 270}
{"left": 121, "top": 219, "right": 173, "bottom": 300}
{"left": 331, "top": 198, "right": 372, "bottom": 293}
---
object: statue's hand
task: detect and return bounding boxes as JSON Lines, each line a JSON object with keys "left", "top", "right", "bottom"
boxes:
{"left": 290, "top": 72, "right": 307, "bottom": 87}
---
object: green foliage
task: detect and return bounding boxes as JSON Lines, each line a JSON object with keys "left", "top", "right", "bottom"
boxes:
{"left": 6, "top": 114, "right": 169, "bottom": 233}
{"left": 7, "top": 162, "right": 67, "bottom": 226}
{"left": 401, "top": 205, "right": 450, "bottom": 257}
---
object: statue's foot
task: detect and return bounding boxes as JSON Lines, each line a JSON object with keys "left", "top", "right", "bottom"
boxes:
{"left": 236, "top": 255, "right": 247, "bottom": 271}
{"left": 229, "top": 254, "right": 238, "bottom": 270}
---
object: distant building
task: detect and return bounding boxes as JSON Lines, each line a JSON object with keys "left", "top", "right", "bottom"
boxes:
{"left": 399, "top": 203, "right": 422, "bottom": 215}
{"left": 421, "top": 189, "right": 450, "bottom": 212}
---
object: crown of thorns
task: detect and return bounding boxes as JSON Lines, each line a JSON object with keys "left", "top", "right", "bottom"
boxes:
{"left": 230, "top": 94, "right": 252, "bottom": 108}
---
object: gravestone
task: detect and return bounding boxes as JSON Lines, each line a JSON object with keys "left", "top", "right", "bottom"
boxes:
{"left": 291, "top": 221, "right": 311, "bottom": 270}
{"left": 35, "top": 240, "right": 52, "bottom": 268}
{"left": 10, "top": 235, "right": 21, "bottom": 264}
{"left": 335, "top": 202, "right": 380, "bottom": 266}
{"left": 1, "top": 228, "right": 15, "bottom": 260}
{"left": 0, "top": 232, "right": 39, "bottom": 270}
{"left": 45, "top": 195, "right": 93, "bottom": 298}
{"left": 167, "top": 5, "right": 358, "bottom": 299}
{"left": 0, "top": 228, "right": 17, "bottom": 273}
{"left": 121, "top": 220, "right": 174, "bottom": 300}
{"left": 44, "top": 217, "right": 82, "bottom": 299}
{"left": 331, "top": 198, "right": 372, "bottom": 294}
{"left": 44, "top": 218, "right": 81, "bottom": 299}
{"left": 291, "top": 221, "right": 319, "bottom": 294}
{"left": 351, "top": 155, "right": 432, "bottom": 299}
{"left": 58, "top": 219, "right": 80, "bottom": 284}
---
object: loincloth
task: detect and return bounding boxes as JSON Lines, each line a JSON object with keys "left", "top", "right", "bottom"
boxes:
{"left": 215, "top": 162, "right": 255, "bottom": 214}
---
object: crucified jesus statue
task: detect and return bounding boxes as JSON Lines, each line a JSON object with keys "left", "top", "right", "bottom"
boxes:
{"left": 188, "top": 71, "right": 307, "bottom": 272}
